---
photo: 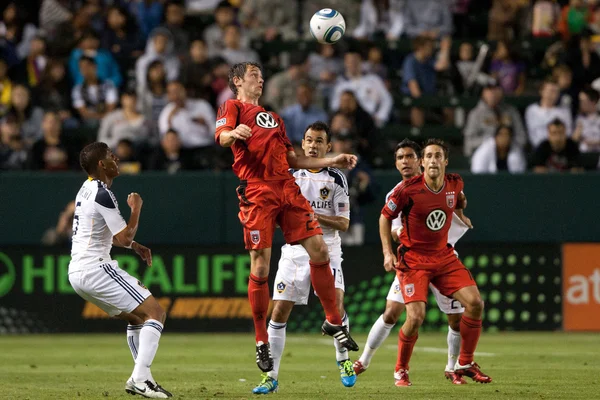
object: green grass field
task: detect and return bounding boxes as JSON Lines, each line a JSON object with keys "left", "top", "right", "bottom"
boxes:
{"left": 1, "top": 332, "right": 599, "bottom": 400}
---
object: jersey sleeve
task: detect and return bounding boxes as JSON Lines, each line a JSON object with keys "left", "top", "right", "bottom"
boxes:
{"left": 385, "top": 188, "right": 403, "bottom": 231}
{"left": 381, "top": 183, "right": 408, "bottom": 220}
{"left": 333, "top": 171, "right": 350, "bottom": 220}
{"left": 278, "top": 117, "right": 293, "bottom": 151}
{"left": 215, "top": 100, "right": 239, "bottom": 143}
{"left": 95, "top": 188, "right": 127, "bottom": 235}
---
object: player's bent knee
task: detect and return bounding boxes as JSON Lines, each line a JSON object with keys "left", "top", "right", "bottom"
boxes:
{"left": 466, "top": 297, "right": 484, "bottom": 317}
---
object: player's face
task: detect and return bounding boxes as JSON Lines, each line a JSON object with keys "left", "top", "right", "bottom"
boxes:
{"left": 302, "top": 129, "right": 331, "bottom": 158}
{"left": 422, "top": 145, "right": 448, "bottom": 179}
{"left": 100, "top": 149, "right": 120, "bottom": 178}
{"left": 239, "top": 66, "right": 264, "bottom": 97}
{"left": 395, "top": 147, "right": 421, "bottom": 179}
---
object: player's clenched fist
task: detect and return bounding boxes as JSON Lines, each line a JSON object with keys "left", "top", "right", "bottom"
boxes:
{"left": 127, "top": 193, "right": 143, "bottom": 210}
{"left": 232, "top": 124, "right": 252, "bottom": 141}
{"left": 383, "top": 252, "right": 397, "bottom": 272}
{"left": 330, "top": 154, "right": 358, "bottom": 170}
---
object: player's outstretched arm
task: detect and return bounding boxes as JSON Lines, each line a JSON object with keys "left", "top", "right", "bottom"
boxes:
{"left": 287, "top": 152, "right": 357, "bottom": 170}
{"left": 219, "top": 124, "right": 252, "bottom": 147}
{"left": 379, "top": 214, "right": 397, "bottom": 272}
{"left": 315, "top": 214, "right": 349, "bottom": 232}
{"left": 113, "top": 192, "right": 142, "bottom": 248}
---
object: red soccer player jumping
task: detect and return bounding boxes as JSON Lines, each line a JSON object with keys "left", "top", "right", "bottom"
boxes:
{"left": 215, "top": 62, "right": 359, "bottom": 374}
{"left": 380, "top": 138, "right": 492, "bottom": 387}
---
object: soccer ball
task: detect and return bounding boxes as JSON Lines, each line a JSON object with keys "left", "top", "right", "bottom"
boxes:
{"left": 309, "top": 8, "right": 346, "bottom": 44}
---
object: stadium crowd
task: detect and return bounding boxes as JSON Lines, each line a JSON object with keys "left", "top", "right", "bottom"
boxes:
{"left": 1, "top": 0, "right": 600, "bottom": 175}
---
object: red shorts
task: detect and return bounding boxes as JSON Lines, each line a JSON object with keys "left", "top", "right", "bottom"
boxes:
{"left": 396, "top": 245, "right": 476, "bottom": 304}
{"left": 236, "top": 178, "right": 322, "bottom": 250}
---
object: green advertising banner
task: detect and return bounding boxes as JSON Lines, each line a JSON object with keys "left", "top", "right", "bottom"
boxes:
{"left": 0, "top": 244, "right": 561, "bottom": 334}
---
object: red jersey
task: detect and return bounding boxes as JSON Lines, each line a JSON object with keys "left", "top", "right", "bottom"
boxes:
{"left": 215, "top": 99, "right": 293, "bottom": 181}
{"left": 381, "top": 174, "right": 464, "bottom": 253}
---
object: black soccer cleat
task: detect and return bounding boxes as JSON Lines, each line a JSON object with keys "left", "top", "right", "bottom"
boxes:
{"left": 256, "top": 342, "right": 274, "bottom": 372}
{"left": 152, "top": 382, "right": 173, "bottom": 398}
{"left": 321, "top": 320, "right": 359, "bottom": 351}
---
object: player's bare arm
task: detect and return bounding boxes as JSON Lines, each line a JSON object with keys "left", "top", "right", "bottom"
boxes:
{"left": 391, "top": 225, "right": 401, "bottom": 243}
{"left": 219, "top": 124, "right": 253, "bottom": 147}
{"left": 314, "top": 214, "right": 349, "bottom": 232}
{"left": 379, "top": 214, "right": 397, "bottom": 272}
{"left": 287, "top": 151, "right": 357, "bottom": 170}
{"left": 113, "top": 192, "right": 142, "bottom": 248}
{"left": 456, "top": 192, "right": 467, "bottom": 210}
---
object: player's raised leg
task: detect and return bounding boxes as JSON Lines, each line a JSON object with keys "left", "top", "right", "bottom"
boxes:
{"left": 331, "top": 277, "right": 356, "bottom": 387}
{"left": 248, "top": 247, "right": 274, "bottom": 372}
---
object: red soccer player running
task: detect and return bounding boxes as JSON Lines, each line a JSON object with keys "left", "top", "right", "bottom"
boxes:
{"left": 380, "top": 138, "right": 492, "bottom": 387}
{"left": 215, "top": 62, "right": 359, "bottom": 374}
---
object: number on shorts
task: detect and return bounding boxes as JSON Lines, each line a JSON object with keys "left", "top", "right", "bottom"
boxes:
{"left": 305, "top": 213, "right": 314, "bottom": 231}
{"left": 72, "top": 201, "right": 81, "bottom": 236}
{"left": 450, "top": 300, "right": 460, "bottom": 310}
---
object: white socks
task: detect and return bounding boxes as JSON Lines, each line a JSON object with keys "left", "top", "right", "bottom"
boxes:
{"left": 359, "top": 314, "right": 395, "bottom": 368}
{"left": 266, "top": 320, "right": 286, "bottom": 380}
{"left": 132, "top": 319, "right": 163, "bottom": 382}
{"left": 447, "top": 326, "right": 461, "bottom": 371}
{"left": 333, "top": 313, "right": 350, "bottom": 362}
{"left": 126, "top": 324, "right": 142, "bottom": 361}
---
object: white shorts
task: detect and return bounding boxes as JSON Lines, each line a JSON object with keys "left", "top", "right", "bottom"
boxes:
{"left": 69, "top": 260, "right": 152, "bottom": 317}
{"left": 386, "top": 275, "right": 465, "bottom": 314}
{"left": 273, "top": 244, "right": 344, "bottom": 305}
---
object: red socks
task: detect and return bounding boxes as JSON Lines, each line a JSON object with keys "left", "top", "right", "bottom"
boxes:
{"left": 396, "top": 329, "right": 418, "bottom": 371}
{"left": 458, "top": 315, "right": 482, "bottom": 365}
{"left": 248, "top": 273, "right": 269, "bottom": 343}
{"left": 309, "top": 260, "right": 342, "bottom": 325}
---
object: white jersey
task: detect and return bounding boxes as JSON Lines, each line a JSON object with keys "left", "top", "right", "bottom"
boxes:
{"left": 290, "top": 167, "right": 350, "bottom": 246}
{"left": 69, "top": 178, "right": 127, "bottom": 272}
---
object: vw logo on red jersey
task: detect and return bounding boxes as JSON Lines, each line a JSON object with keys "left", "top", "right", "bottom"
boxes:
{"left": 256, "top": 112, "right": 279, "bottom": 129}
{"left": 426, "top": 209, "right": 447, "bottom": 231}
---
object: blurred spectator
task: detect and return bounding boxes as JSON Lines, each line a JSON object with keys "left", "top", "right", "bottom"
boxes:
{"left": 533, "top": 118, "right": 583, "bottom": 172}
{"left": 135, "top": 27, "right": 180, "bottom": 99}
{"left": 5, "top": 84, "right": 44, "bottom": 146}
{"left": 452, "top": 0, "right": 472, "bottom": 39}
{"left": 455, "top": 42, "right": 476, "bottom": 90}
{"left": 471, "top": 125, "right": 527, "bottom": 173}
{"left": 239, "top": 0, "right": 298, "bottom": 41}
{"left": 85, "top": 0, "right": 106, "bottom": 34}
{"left": 72, "top": 56, "right": 118, "bottom": 127}
{"left": 204, "top": 1, "right": 249, "bottom": 57}
{"left": 280, "top": 83, "right": 328, "bottom": 144}
{"left": 210, "top": 57, "right": 235, "bottom": 107}
{"left": 179, "top": 39, "right": 212, "bottom": 100}
{"left": 39, "top": 0, "right": 72, "bottom": 41}
{"left": 41, "top": 200, "right": 75, "bottom": 246}
{"left": 29, "top": 111, "right": 77, "bottom": 170}
{"left": 158, "top": 80, "right": 215, "bottom": 149}
{"left": 34, "top": 59, "right": 74, "bottom": 125}
{"left": 330, "top": 131, "right": 376, "bottom": 246}
{"left": 558, "top": 0, "right": 590, "bottom": 39}
{"left": 331, "top": 51, "right": 392, "bottom": 127}
{"left": 404, "top": 0, "right": 452, "bottom": 39}
{"left": 264, "top": 52, "right": 313, "bottom": 112}
{"left": 362, "top": 45, "right": 388, "bottom": 82}
{"left": 525, "top": 77, "right": 573, "bottom": 147}
{"left": 589, "top": 6, "right": 600, "bottom": 34}
{"left": 0, "top": 2, "right": 38, "bottom": 62}
{"left": 308, "top": 43, "right": 344, "bottom": 103}
{"left": 564, "top": 32, "right": 600, "bottom": 95}
{"left": 401, "top": 36, "right": 450, "bottom": 127}
{"left": 69, "top": 31, "right": 123, "bottom": 87}
{"left": 488, "top": 0, "right": 523, "bottom": 41}
{"left": 114, "top": 138, "right": 142, "bottom": 174}
{"left": 185, "top": 0, "right": 222, "bottom": 14}
{"left": 129, "top": 0, "right": 163, "bottom": 41}
{"left": 573, "top": 88, "right": 600, "bottom": 152}
{"left": 0, "top": 58, "right": 13, "bottom": 117}
{"left": 101, "top": 6, "right": 144, "bottom": 74}
{"left": 138, "top": 60, "right": 169, "bottom": 129}
{"left": 303, "top": 0, "right": 361, "bottom": 38}
{"left": 353, "top": 0, "right": 405, "bottom": 41}
{"left": 532, "top": 0, "right": 560, "bottom": 37}
{"left": 0, "top": 116, "right": 27, "bottom": 169}
{"left": 148, "top": 128, "right": 195, "bottom": 172}
{"left": 335, "top": 92, "right": 377, "bottom": 161}
{"left": 9, "top": 35, "right": 47, "bottom": 89}
{"left": 489, "top": 41, "right": 526, "bottom": 95}
{"left": 49, "top": 8, "right": 92, "bottom": 58}
{"left": 98, "top": 90, "right": 151, "bottom": 150}
{"left": 219, "top": 25, "right": 260, "bottom": 65}
{"left": 160, "top": 1, "right": 190, "bottom": 57}
{"left": 464, "top": 82, "right": 527, "bottom": 156}
{"left": 552, "top": 64, "right": 575, "bottom": 111}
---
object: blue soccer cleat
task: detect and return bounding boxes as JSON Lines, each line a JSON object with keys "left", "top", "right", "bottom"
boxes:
{"left": 337, "top": 359, "right": 357, "bottom": 387}
{"left": 252, "top": 373, "right": 278, "bottom": 394}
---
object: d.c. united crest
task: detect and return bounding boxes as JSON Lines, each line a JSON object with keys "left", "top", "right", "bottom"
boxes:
{"left": 446, "top": 193, "right": 454, "bottom": 208}
{"left": 404, "top": 283, "right": 415, "bottom": 297}
{"left": 250, "top": 230, "right": 260, "bottom": 244}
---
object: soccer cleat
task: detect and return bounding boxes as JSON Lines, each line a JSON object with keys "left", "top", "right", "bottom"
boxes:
{"left": 256, "top": 342, "right": 274, "bottom": 372}
{"left": 321, "top": 320, "right": 359, "bottom": 351}
{"left": 444, "top": 369, "right": 467, "bottom": 385}
{"left": 337, "top": 359, "right": 357, "bottom": 387}
{"left": 153, "top": 382, "right": 173, "bottom": 397}
{"left": 454, "top": 361, "right": 492, "bottom": 383}
{"left": 394, "top": 369, "right": 412, "bottom": 387}
{"left": 125, "top": 378, "right": 169, "bottom": 398}
{"left": 353, "top": 360, "right": 367, "bottom": 376}
{"left": 252, "top": 373, "right": 278, "bottom": 394}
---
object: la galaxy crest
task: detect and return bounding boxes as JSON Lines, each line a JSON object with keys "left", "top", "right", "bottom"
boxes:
{"left": 320, "top": 187, "right": 330, "bottom": 200}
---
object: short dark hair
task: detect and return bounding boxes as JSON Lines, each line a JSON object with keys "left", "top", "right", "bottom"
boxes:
{"left": 548, "top": 118, "right": 566, "bottom": 129}
{"left": 395, "top": 139, "right": 422, "bottom": 159}
{"left": 228, "top": 62, "right": 262, "bottom": 96}
{"left": 495, "top": 124, "right": 513, "bottom": 137}
{"left": 79, "top": 55, "right": 96, "bottom": 65}
{"left": 303, "top": 121, "right": 331, "bottom": 142}
{"left": 412, "top": 35, "right": 434, "bottom": 51}
{"left": 582, "top": 88, "right": 600, "bottom": 104}
{"left": 422, "top": 138, "right": 449, "bottom": 159}
{"left": 80, "top": 142, "right": 109, "bottom": 175}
